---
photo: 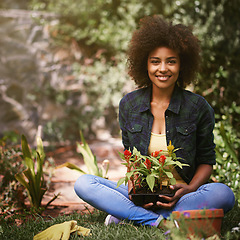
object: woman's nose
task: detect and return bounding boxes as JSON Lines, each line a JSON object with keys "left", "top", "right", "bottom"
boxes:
{"left": 159, "top": 62, "right": 167, "bottom": 72}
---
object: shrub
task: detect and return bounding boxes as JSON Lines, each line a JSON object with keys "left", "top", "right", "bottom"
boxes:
{"left": 213, "top": 120, "right": 240, "bottom": 205}
{"left": 15, "top": 135, "right": 58, "bottom": 213}
{"left": 0, "top": 132, "right": 26, "bottom": 211}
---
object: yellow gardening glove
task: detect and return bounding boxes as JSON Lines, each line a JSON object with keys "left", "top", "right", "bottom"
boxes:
{"left": 70, "top": 224, "right": 91, "bottom": 236}
{"left": 34, "top": 220, "right": 91, "bottom": 240}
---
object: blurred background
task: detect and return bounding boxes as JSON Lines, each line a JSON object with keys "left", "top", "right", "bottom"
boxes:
{"left": 0, "top": 0, "right": 239, "bottom": 199}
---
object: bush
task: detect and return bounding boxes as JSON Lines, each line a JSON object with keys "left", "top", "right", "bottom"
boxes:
{"left": 213, "top": 119, "right": 240, "bottom": 205}
{"left": 0, "top": 132, "right": 26, "bottom": 211}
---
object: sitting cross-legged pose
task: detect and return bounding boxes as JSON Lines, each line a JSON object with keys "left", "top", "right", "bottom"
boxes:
{"left": 74, "top": 15, "right": 235, "bottom": 227}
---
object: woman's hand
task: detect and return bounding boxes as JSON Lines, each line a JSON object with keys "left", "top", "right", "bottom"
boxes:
{"left": 155, "top": 184, "right": 194, "bottom": 209}
{"left": 143, "top": 164, "right": 213, "bottom": 210}
{"left": 142, "top": 184, "right": 194, "bottom": 210}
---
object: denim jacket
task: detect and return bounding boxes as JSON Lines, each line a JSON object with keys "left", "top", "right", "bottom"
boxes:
{"left": 119, "top": 85, "right": 216, "bottom": 184}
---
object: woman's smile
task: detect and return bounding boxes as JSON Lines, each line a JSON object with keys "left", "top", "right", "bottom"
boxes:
{"left": 156, "top": 75, "right": 172, "bottom": 81}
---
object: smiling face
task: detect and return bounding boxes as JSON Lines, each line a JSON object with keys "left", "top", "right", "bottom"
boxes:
{"left": 147, "top": 47, "right": 180, "bottom": 92}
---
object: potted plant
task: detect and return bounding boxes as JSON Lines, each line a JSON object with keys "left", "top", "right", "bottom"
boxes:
{"left": 117, "top": 141, "right": 189, "bottom": 208}
{"left": 171, "top": 209, "right": 224, "bottom": 238}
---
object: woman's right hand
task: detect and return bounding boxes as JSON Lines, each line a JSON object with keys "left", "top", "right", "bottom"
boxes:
{"left": 142, "top": 202, "right": 154, "bottom": 209}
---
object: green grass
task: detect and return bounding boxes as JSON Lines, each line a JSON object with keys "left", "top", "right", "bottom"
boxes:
{"left": 0, "top": 205, "right": 240, "bottom": 240}
{"left": 0, "top": 210, "right": 166, "bottom": 240}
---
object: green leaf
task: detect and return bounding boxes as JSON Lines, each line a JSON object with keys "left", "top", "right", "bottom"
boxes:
{"left": 21, "top": 135, "right": 32, "bottom": 160}
{"left": 77, "top": 131, "right": 101, "bottom": 176}
{"left": 146, "top": 175, "right": 155, "bottom": 192}
{"left": 133, "top": 147, "right": 141, "bottom": 155}
{"left": 36, "top": 137, "right": 45, "bottom": 162}
{"left": 126, "top": 171, "right": 134, "bottom": 179}
{"left": 36, "top": 151, "right": 43, "bottom": 185}
{"left": 23, "top": 169, "right": 38, "bottom": 206}
{"left": 56, "top": 162, "right": 87, "bottom": 174}
{"left": 24, "top": 157, "right": 35, "bottom": 175}
{"left": 170, "top": 178, "right": 176, "bottom": 185}
{"left": 15, "top": 172, "right": 29, "bottom": 190}
{"left": 77, "top": 142, "right": 97, "bottom": 174}
{"left": 21, "top": 135, "right": 34, "bottom": 173}
{"left": 220, "top": 123, "right": 238, "bottom": 164}
{"left": 118, "top": 151, "right": 125, "bottom": 160}
{"left": 215, "top": 148, "right": 223, "bottom": 164}
{"left": 174, "top": 161, "right": 189, "bottom": 169}
{"left": 116, "top": 177, "right": 126, "bottom": 188}
{"left": 165, "top": 172, "right": 173, "bottom": 178}
{"left": 15, "top": 172, "right": 33, "bottom": 205}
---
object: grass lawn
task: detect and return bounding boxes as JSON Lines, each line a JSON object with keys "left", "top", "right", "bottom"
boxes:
{"left": 0, "top": 203, "right": 240, "bottom": 240}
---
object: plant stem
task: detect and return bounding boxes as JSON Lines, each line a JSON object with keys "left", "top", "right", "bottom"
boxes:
{"left": 131, "top": 176, "right": 136, "bottom": 194}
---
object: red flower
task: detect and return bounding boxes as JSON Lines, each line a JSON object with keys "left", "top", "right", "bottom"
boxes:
{"left": 124, "top": 149, "right": 131, "bottom": 160}
{"left": 151, "top": 150, "right": 162, "bottom": 157}
{"left": 144, "top": 158, "right": 151, "bottom": 170}
{"left": 159, "top": 155, "right": 166, "bottom": 166}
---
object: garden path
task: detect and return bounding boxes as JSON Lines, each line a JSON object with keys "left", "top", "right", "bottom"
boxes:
{"left": 41, "top": 136, "right": 125, "bottom": 217}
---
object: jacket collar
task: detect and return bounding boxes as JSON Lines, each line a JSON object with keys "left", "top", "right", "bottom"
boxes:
{"left": 168, "top": 85, "right": 182, "bottom": 114}
{"left": 133, "top": 84, "right": 182, "bottom": 114}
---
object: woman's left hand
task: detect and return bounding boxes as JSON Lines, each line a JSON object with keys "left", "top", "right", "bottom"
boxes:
{"left": 155, "top": 184, "right": 194, "bottom": 209}
{"left": 143, "top": 164, "right": 213, "bottom": 210}
{"left": 156, "top": 164, "right": 213, "bottom": 209}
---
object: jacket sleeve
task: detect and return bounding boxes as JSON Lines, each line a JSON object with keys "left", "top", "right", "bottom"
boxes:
{"left": 119, "top": 97, "right": 130, "bottom": 151}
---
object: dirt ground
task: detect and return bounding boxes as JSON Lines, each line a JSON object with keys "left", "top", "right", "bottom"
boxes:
{"left": 41, "top": 137, "right": 126, "bottom": 217}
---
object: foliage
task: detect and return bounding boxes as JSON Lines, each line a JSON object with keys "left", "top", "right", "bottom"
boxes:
{"left": 117, "top": 142, "right": 189, "bottom": 193}
{"left": 57, "top": 131, "right": 109, "bottom": 178}
{"left": 213, "top": 121, "right": 240, "bottom": 205}
{"left": 0, "top": 132, "right": 26, "bottom": 211}
{"left": 172, "top": 0, "right": 240, "bottom": 153}
{"left": 15, "top": 135, "right": 58, "bottom": 213}
{"left": 71, "top": 55, "right": 133, "bottom": 137}
{"left": 39, "top": 53, "right": 133, "bottom": 142}
{"left": 29, "top": 0, "right": 177, "bottom": 55}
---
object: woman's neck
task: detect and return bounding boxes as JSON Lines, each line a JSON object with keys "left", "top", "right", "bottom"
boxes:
{"left": 151, "top": 84, "right": 174, "bottom": 104}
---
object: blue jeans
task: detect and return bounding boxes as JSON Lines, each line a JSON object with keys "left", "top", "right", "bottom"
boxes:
{"left": 74, "top": 174, "right": 235, "bottom": 226}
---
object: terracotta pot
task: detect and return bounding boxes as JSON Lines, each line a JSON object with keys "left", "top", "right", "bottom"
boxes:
{"left": 129, "top": 186, "right": 175, "bottom": 207}
{"left": 172, "top": 209, "right": 224, "bottom": 238}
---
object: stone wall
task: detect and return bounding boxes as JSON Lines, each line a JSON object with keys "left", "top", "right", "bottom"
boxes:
{"left": 0, "top": 9, "right": 79, "bottom": 143}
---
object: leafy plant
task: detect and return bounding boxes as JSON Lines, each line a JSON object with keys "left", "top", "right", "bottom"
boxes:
{"left": 15, "top": 135, "right": 58, "bottom": 213}
{"left": 56, "top": 131, "right": 109, "bottom": 178}
{"left": 0, "top": 132, "right": 26, "bottom": 211}
{"left": 213, "top": 121, "right": 240, "bottom": 205}
{"left": 117, "top": 142, "right": 189, "bottom": 193}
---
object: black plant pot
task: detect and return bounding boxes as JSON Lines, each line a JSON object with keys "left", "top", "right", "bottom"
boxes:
{"left": 129, "top": 186, "right": 175, "bottom": 208}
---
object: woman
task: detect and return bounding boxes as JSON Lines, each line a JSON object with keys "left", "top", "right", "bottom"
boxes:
{"left": 74, "top": 16, "right": 235, "bottom": 227}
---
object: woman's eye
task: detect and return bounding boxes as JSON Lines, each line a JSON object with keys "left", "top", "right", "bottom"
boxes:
{"left": 168, "top": 60, "right": 177, "bottom": 64}
{"left": 151, "top": 60, "right": 160, "bottom": 64}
